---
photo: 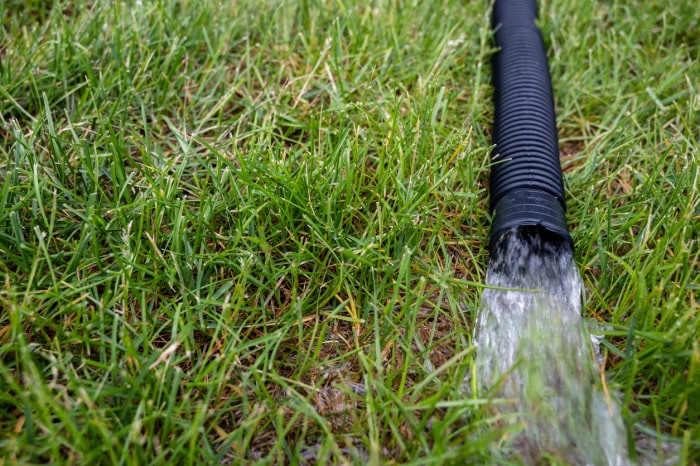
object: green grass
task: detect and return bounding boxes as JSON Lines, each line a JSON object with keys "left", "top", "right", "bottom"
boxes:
{"left": 0, "top": 0, "right": 698, "bottom": 464}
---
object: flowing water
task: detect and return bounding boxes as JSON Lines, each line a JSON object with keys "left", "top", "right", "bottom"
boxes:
{"left": 474, "top": 226, "right": 630, "bottom": 465}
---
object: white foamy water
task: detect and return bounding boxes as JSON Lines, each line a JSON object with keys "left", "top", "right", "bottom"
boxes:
{"left": 474, "top": 226, "right": 630, "bottom": 465}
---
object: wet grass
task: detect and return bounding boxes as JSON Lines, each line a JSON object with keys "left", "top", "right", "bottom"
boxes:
{"left": 0, "top": 0, "right": 698, "bottom": 464}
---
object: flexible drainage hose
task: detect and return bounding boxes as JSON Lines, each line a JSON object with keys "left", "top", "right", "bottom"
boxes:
{"left": 489, "top": 0, "right": 571, "bottom": 246}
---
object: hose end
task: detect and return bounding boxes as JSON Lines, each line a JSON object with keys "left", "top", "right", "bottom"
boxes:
{"left": 490, "top": 188, "right": 572, "bottom": 248}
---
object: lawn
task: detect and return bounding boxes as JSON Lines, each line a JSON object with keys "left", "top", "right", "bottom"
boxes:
{"left": 1, "top": 0, "right": 698, "bottom": 464}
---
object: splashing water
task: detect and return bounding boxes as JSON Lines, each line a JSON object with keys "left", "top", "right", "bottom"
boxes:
{"left": 475, "top": 226, "right": 630, "bottom": 465}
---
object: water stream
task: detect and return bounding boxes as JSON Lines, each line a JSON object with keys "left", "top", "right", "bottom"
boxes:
{"left": 475, "top": 226, "right": 630, "bottom": 465}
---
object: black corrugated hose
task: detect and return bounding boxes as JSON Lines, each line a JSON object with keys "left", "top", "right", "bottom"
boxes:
{"left": 489, "top": 0, "right": 572, "bottom": 247}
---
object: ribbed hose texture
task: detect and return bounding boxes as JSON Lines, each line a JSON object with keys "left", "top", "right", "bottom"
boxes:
{"left": 489, "top": 0, "right": 571, "bottom": 245}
